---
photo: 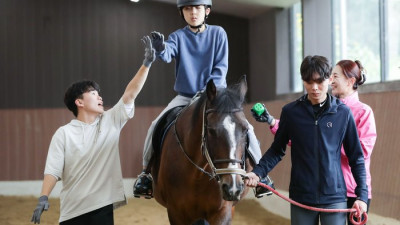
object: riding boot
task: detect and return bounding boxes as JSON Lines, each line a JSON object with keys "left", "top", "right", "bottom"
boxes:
{"left": 133, "top": 172, "right": 153, "bottom": 199}
{"left": 254, "top": 175, "right": 275, "bottom": 198}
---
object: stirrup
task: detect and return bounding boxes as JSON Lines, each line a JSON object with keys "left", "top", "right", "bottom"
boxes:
{"left": 254, "top": 175, "right": 275, "bottom": 198}
{"left": 133, "top": 173, "right": 153, "bottom": 199}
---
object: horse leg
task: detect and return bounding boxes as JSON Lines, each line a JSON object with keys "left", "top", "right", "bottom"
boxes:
{"left": 207, "top": 215, "right": 232, "bottom": 225}
{"left": 192, "top": 219, "right": 210, "bottom": 225}
{"left": 206, "top": 207, "right": 233, "bottom": 225}
{"left": 166, "top": 208, "right": 190, "bottom": 225}
{"left": 167, "top": 209, "right": 209, "bottom": 225}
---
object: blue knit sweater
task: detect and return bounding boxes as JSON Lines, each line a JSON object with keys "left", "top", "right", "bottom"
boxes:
{"left": 157, "top": 25, "right": 228, "bottom": 97}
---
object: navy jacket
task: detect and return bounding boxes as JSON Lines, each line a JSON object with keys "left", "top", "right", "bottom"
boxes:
{"left": 253, "top": 94, "right": 368, "bottom": 204}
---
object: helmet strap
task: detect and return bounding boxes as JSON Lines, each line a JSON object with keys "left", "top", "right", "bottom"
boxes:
{"left": 189, "top": 23, "right": 204, "bottom": 34}
{"left": 180, "top": 6, "right": 209, "bottom": 34}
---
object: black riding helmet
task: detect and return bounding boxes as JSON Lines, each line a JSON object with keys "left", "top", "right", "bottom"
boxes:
{"left": 177, "top": 0, "right": 212, "bottom": 32}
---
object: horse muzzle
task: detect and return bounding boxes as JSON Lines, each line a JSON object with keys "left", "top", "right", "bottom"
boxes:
{"left": 218, "top": 170, "right": 246, "bottom": 201}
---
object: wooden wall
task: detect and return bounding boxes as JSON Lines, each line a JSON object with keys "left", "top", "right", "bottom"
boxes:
{"left": 1, "top": 91, "right": 399, "bottom": 219}
{"left": 0, "top": 0, "right": 249, "bottom": 109}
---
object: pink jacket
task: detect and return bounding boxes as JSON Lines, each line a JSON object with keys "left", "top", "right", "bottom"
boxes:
{"left": 339, "top": 91, "right": 376, "bottom": 198}
{"left": 269, "top": 91, "right": 376, "bottom": 198}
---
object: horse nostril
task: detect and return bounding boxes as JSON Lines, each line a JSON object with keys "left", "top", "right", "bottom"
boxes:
{"left": 222, "top": 182, "right": 243, "bottom": 199}
{"left": 239, "top": 183, "right": 244, "bottom": 191}
{"left": 222, "top": 183, "right": 234, "bottom": 197}
{"left": 222, "top": 183, "right": 229, "bottom": 193}
{"left": 235, "top": 189, "right": 242, "bottom": 197}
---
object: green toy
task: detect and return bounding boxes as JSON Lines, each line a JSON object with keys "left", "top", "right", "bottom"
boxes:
{"left": 252, "top": 103, "right": 265, "bottom": 116}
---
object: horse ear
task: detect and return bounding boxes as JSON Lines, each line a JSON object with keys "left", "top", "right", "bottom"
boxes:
{"left": 238, "top": 75, "right": 248, "bottom": 100}
{"left": 206, "top": 79, "right": 217, "bottom": 102}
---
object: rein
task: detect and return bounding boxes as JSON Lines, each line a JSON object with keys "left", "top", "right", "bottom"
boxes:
{"left": 256, "top": 182, "right": 368, "bottom": 225}
{"left": 173, "top": 99, "right": 247, "bottom": 180}
{"left": 173, "top": 104, "right": 214, "bottom": 178}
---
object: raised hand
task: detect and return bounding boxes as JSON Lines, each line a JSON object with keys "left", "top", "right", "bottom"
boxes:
{"left": 142, "top": 35, "right": 156, "bottom": 67}
{"left": 150, "top": 31, "right": 165, "bottom": 52}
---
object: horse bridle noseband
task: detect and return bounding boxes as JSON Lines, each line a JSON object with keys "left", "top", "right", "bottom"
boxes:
{"left": 173, "top": 101, "right": 248, "bottom": 180}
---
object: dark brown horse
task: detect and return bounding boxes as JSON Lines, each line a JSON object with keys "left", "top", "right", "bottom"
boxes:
{"left": 150, "top": 76, "right": 252, "bottom": 225}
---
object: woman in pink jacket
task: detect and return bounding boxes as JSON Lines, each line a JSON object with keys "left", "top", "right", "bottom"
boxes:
{"left": 253, "top": 59, "right": 377, "bottom": 224}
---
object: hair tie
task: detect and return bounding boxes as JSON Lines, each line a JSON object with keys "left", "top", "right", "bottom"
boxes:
{"left": 360, "top": 69, "right": 366, "bottom": 83}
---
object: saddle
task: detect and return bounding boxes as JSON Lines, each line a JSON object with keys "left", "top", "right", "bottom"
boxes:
{"left": 152, "top": 106, "right": 185, "bottom": 154}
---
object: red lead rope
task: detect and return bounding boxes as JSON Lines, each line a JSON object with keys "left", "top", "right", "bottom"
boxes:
{"left": 257, "top": 182, "right": 368, "bottom": 225}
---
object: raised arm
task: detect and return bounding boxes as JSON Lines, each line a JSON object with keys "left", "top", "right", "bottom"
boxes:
{"left": 122, "top": 36, "right": 155, "bottom": 104}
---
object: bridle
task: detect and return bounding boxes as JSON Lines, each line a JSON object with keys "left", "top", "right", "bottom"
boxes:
{"left": 173, "top": 99, "right": 248, "bottom": 181}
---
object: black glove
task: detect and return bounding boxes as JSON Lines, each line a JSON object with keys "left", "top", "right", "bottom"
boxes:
{"left": 31, "top": 195, "right": 49, "bottom": 224}
{"left": 142, "top": 35, "right": 156, "bottom": 67}
{"left": 150, "top": 31, "right": 165, "bottom": 52}
{"left": 251, "top": 103, "right": 275, "bottom": 125}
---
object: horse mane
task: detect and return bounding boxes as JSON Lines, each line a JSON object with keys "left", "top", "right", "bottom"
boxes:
{"left": 192, "top": 83, "right": 246, "bottom": 126}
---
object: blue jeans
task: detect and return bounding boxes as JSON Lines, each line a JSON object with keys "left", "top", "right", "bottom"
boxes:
{"left": 291, "top": 202, "right": 347, "bottom": 225}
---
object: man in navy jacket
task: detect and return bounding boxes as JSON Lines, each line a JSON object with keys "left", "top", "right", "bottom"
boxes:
{"left": 245, "top": 55, "right": 367, "bottom": 225}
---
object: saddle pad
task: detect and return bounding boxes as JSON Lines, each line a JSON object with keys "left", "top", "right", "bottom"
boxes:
{"left": 152, "top": 106, "right": 185, "bottom": 153}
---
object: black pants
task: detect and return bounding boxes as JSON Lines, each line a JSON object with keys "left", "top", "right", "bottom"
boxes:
{"left": 347, "top": 197, "right": 371, "bottom": 225}
{"left": 60, "top": 204, "right": 114, "bottom": 225}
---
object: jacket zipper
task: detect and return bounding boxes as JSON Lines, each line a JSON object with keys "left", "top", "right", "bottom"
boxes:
{"left": 314, "top": 116, "right": 320, "bottom": 203}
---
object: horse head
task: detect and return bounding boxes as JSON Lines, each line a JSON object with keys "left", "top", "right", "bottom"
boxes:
{"left": 202, "top": 75, "right": 249, "bottom": 201}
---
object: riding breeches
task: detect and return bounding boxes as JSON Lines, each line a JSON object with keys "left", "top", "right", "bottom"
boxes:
{"left": 246, "top": 122, "right": 262, "bottom": 163}
{"left": 142, "top": 95, "right": 191, "bottom": 167}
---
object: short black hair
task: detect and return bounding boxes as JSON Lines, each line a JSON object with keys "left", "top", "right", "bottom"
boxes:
{"left": 64, "top": 80, "right": 100, "bottom": 117}
{"left": 300, "top": 55, "right": 331, "bottom": 83}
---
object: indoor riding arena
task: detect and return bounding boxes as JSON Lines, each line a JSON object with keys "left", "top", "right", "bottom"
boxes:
{"left": 1, "top": 0, "right": 399, "bottom": 225}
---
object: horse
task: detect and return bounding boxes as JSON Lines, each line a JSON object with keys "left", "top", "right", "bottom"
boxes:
{"left": 150, "top": 76, "right": 253, "bottom": 225}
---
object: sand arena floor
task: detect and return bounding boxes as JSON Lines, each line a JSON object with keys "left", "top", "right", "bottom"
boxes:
{"left": 0, "top": 195, "right": 290, "bottom": 225}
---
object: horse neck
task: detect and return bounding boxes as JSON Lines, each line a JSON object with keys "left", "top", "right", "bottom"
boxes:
{"left": 176, "top": 98, "right": 206, "bottom": 161}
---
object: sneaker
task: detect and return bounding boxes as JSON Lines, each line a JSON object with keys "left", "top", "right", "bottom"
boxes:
{"left": 254, "top": 175, "right": 275, "bottom": 198}
{"left": 133, "top": 172, "right": 153, "bottom": 199}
